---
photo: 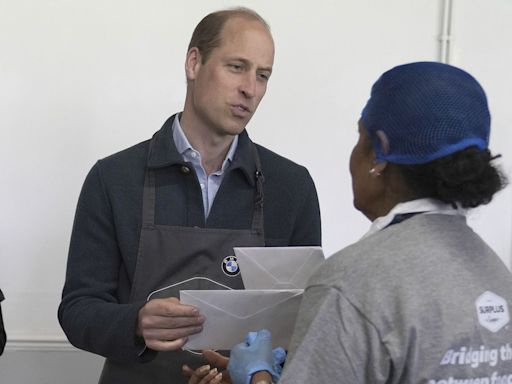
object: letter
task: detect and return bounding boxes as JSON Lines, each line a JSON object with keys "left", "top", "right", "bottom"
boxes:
{"left": 471, "top": 349, "right": 480, "bottom": 368}
{"left": 489, "top": 349, "right": 498, "bottom": 367}
{"left": 480, "top": 345, "right": 487, "bottom": 365}
{"left": 458, "top": 347, "right": 467, "bottom": 365}
{"left": 465, "top": 348, "right": 473, "bottom": 365}
{"left": 501, "top": 345, "right": 506, "bottom": 360}
{"left": 441, "top": 349, "right": 454, "bottom": 365}
{"left": 506, "top": 343, "right": 512, "bottom": 360}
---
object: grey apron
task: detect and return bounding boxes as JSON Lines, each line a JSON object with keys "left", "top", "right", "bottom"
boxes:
{"left": 99, "top": 142, "right": 265, "bottom": 384}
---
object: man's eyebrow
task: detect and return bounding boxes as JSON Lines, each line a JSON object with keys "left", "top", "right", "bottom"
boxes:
{"left": 226, "top": 56, "right": 249, "bottom": 64}
{"left": 226, "top": 57, "right": 272, "bottom": 73}
{"left": 258, "top": 66, "right": 273, "bottom": 74}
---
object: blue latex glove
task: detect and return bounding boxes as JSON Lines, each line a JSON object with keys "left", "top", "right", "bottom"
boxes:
{"left": 228, "top": 329, "right": 286, "bottom": 384}
{"left": 246, "top": 332, "right": 286, "bottom": 380}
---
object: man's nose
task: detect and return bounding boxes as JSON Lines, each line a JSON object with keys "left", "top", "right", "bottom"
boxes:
{"left": 239, "top": 73, "right": 257, "bottom": 98}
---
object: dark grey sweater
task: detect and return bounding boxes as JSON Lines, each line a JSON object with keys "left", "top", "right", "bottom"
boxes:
{"left": 58, "top": 115, "right": 321, "bottom": 363}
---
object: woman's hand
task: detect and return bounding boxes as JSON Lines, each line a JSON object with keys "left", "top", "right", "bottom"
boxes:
{"left": 183, "top": 332, "right": 286, "bottom": 384}
{"left": 228, "top": 330, "right": 285, "bottom": 384}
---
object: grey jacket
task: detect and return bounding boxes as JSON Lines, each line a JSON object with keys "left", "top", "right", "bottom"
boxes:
{"left": 283, "top": 213, "right": 512, "bottom": 384}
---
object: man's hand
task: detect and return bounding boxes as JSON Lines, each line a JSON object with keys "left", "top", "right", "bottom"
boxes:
{"left": 137, "top": 297, "right": 205, "bottom": 351}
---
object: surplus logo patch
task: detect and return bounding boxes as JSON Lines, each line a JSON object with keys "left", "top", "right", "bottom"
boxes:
{"left": 475, "top": 291, "right": 509, "bottom": 333}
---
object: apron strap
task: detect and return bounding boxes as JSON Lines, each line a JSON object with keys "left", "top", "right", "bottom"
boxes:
{"left": 141, "top": 169, "right": 156, "bottom": 226}
{"left": 251, "top": 142, "right": 265, "bottom": 238}
{"left": 142, "top": 138, "right": 157, "bottom": 227}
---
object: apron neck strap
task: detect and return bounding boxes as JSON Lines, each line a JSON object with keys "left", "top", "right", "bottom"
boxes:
{"left": 251, "top": 142, "right": 265, "bottom": 237}
{"left": 141, "top": 170, "right": 156, "bottom": 226}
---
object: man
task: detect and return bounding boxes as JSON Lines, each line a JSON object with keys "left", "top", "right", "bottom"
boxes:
{"left": 58, "top": 7, "right": 321, "bottom": 384}
{"left": 0, "top": 289, "right": 6, "bottom": 356}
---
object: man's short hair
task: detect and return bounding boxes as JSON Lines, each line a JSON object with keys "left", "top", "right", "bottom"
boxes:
{"left": 188, "top": 7, "right": 271, "bottom": 64}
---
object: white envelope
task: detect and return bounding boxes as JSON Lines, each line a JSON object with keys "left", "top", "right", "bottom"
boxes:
{"left": 180, "top": 289, "right": 303, "bottom": 350}
{"left": 234, "top": 246, "right": 325, "bottom": 289}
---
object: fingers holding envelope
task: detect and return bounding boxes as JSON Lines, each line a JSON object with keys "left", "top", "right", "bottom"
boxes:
{"left": 137, "top": 297, "right": 205, "bottom": 351}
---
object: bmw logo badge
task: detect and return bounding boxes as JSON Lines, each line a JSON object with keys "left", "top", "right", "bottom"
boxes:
{"left": 222, "top": 256, "right": 240, "bottom": 277}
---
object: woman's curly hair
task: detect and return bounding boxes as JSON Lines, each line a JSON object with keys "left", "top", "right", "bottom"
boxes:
{"left": 397, "top": 147, "right": 508, "bottom": 208}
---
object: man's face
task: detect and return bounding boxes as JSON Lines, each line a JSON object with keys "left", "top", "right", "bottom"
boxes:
{"left": 185, "top": 17, "right": 275, "bottom": 137}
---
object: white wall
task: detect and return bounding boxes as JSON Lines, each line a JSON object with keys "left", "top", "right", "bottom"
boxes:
{"left": 448, "top": 0, "right": 512, "bottom": 268}
{"left": 0, "top": 0, "right": 510, "bottom": 381}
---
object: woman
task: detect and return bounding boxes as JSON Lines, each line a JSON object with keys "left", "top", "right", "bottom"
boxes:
{"left": 184, "top": 62, "right": 511, "bottom": 384}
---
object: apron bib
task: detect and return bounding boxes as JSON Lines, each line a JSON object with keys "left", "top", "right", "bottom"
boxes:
{"left": 99, "top": 142, "right": 265, "bottom": 384}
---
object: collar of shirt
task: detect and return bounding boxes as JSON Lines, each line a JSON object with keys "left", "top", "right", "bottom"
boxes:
{"left": 172, "top": 115, "right": 239, "bottom": 218}
{"left": 147, "top": 114, "right": 258, "bottom": 188}
{"left": 362, "top": 198, "right": 466, "bottom": 239}
{"left": 172, "top": 114, "right": 239, "bottom": 175}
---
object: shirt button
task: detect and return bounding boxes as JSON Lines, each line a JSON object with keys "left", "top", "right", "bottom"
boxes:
{"left": 181, "top": 165, "right": 190, "bottom": 174}
{"left": 190, "top": 152, "right": 197, "bottom": 158}
{"left": 200, "top": 183, "right": 205, "bottom": 189}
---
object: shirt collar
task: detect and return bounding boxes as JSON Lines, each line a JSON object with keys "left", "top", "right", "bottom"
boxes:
{"left": 172, "top": 114, "right": 193, "bottom": 157}
{"left": 172, "top": 116, "right": 239, "bottom": 174}
{"left": 146, "top": 114, "right": 256, "bottom": 186}
{"left": 362, "top": 198, "right": 466, "bottom": 239}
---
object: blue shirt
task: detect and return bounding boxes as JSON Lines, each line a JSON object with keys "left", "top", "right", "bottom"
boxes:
{"left": 172, "top": 115, "right": 239, "bottom": 219}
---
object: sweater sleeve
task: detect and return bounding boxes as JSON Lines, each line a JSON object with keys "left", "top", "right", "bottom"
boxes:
{"left": 281, "top": 286, "right": 391, "bottom": 383}
{"left": 0, "top": 289, "right": 5, "bottom": 355}
{"left": 58, "top": 162, "right": 151, "bottom": 363}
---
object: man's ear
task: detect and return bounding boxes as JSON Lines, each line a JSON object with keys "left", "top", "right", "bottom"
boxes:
{"left": 185, "top": 47, "right": 201, "bottom": 81}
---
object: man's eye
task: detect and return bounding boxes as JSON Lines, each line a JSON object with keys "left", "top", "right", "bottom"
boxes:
{"left": 258, "top": 72, "right": 270, "bottom": 81}
{"left": 228, "top": 64, "right": 243, "bottom": 71}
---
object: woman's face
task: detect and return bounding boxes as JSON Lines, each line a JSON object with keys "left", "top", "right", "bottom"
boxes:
{"left": 349, "top": 121, "right": 382, "bottom": 220}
